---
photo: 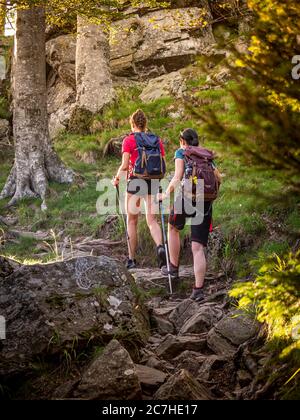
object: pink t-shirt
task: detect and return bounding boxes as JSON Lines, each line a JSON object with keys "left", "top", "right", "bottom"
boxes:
{"left": 122, "top": 133, "right": 165, "bottom": 177}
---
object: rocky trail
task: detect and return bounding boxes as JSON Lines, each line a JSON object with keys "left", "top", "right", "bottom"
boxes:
{"left": 0, "top": 254, "right": 273, "bottom": 400}
{"left": 132, "top": 267, "right": 263, "bottom": 400}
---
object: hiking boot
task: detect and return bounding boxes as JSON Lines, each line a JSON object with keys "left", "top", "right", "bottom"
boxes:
{"left": 190, "top": 287, "right": 204, "bottom": 302}
{"left": 161, "top": 263, "right": 179, "bottom": 279}
{"left": 126, "top": 258, "right": 137, "bottom": 270}
{"left": 157, "top": 245, "right": 167, "bottom": 269}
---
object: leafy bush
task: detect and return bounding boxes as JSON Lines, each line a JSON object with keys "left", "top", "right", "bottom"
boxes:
{"left": 230, "top": 250, "right": 300, "bottom": 361}
{"left": 194, "top": 0, "right": 300, "bottom": 184}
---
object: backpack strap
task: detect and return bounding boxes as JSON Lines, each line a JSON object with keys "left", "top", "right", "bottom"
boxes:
{"left": 134, "top": 133, "right": 147, "bottom": 169}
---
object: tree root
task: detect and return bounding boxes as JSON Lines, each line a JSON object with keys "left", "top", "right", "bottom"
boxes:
{"left": 0, "top": 158, "right": 74, "bottom": 210}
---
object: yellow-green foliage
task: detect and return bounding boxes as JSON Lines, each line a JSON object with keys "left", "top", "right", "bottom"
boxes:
{"left": 198, "top": 0, "right": 300, "bottom": 181}
{"left": 242, "top": 0, "right": 300, "bottom": 112}
{"left": 4, "top": 0, "right": 169, "bottom": 28}
{"left": 230, "top": 250, "right": 300, "bottom": 360}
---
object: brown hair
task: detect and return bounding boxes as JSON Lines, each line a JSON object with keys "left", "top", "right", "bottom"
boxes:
{"left": 130, "top": 109, "right": 148, "bottom": 132}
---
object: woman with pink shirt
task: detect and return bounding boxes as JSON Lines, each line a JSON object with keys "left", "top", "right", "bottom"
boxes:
{"left": 113, "top": 109, "right": 167, "bottom": 270}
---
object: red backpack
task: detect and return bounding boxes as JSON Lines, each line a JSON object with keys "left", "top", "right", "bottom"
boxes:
{"left": 184, "top": 146, "right": 220, "bottom": 201}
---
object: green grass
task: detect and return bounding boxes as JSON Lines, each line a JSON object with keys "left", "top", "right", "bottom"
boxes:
{"left": 0, "top": 69, "right": 299, "bottom": 269}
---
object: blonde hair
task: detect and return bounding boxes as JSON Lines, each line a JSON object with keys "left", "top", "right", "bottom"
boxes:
{"left": 130, "top": 109, "right": 148, "bottom": 131}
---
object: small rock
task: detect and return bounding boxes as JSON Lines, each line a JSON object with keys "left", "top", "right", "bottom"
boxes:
{"left": 145, "top": 356, "right": 175, "bottom": 373}
{"left": 139, "top": 71, "right": 186, "bottom": 103}
{"left": 207, "top": 329, "right": 237, "bottom": 357}
{"left": 156, "top": 334, "right": 207, "bottom": 360}
{"left": 151, "top": 315, "right": 175, "bottom": 335}
{"left": 154, "top": 369, "right": 212, "bottom": 400}
{"left": 207, "top": 312, "right": 260, "bottom": 356}
{"left": 74, "top": 340, "right": 142, "bottom": 400}
{"left": 179, "top": 304, "right": 223, "bottom": 335}
{"left": 102, "top": 135, "right": 124, "bottom": 157}
{"left": 169, "top": 299, "right": 199, "bottom": 332}
{"left": 215, "top": 312, "right": 260, "bottom": 346}
{"left": 75, "top": 150, "right": 98, "bottom": 164}
{"left": 152, "top": 304, "right": 177, "bottom": 317}
{"left": 90, "top": 119, "right": 104, "bottom": 134}
{"left": 172, "top": 351, "right": 206, "bottom": 377}
{"left": 135, "top": 364, "right": 167, "bottom": 393}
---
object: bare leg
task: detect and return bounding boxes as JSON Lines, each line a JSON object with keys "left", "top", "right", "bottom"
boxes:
{"left": 126, "top": 193, "right": 140, "bottom": 260}
{"left": 168, "top": 223, "right": 181, "bottom": 267}
{"left": 145, "top": 195, "right": 163, "bottom": 246}
{"left": 192, "top": 241, "right": 206, "bottom": 288}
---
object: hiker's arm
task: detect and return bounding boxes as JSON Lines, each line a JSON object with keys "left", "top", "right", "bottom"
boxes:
{"left": 165, "top": 158, "right": 185, "bottom": 197}
{"left": 113, "top": 153, "right": 130, "bottom": 186}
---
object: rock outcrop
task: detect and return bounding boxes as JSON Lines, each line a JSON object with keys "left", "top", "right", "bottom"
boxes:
{"left": 110, "top": 5, "right": 214, "bottom": 78}
{"left": 45, "top": 4, "right": 215, "bottom": 137}
{"left": 0, "top": 256, "right": 149, "bottom": 377}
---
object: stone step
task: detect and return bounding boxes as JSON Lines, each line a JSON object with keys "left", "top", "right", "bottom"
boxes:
{"left": 131, "top": 265, "right": 219, "bottom": 291}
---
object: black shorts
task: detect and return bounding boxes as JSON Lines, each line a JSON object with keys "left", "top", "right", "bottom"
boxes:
{"left": 127, "top": 177, "right": 160, "bottom": 196}
{"left": 169, "top": 199, "right": 212, "bottom": 247}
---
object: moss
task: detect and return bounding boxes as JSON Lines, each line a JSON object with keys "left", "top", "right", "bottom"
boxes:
{"left": 68, "top": 107, "right": 94, "bottom": 134}
{"left": 0, "top": 96, "right": 11, "bottom": 119}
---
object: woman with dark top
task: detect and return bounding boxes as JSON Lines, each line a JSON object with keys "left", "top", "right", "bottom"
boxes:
{"left": 113, "top": 109, "right": 166, "bottom": 270}
{"left": 159, "top": 128, "right": 218, "bottom": 301}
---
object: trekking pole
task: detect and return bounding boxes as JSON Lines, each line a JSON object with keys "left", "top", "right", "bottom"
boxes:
{"left": 116, "top": 184, "right": 133, "bottom": 261}
{"left": 159, "top": 186, "right": 173, "bottom": 295}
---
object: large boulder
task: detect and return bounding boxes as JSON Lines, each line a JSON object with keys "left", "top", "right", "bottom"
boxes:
{"left": 111, "top": 5, "right": 215, "bottom": 78}
{"left": 0, "top": 256, "right": 149, "bottom": 377}
{"left": 73, "top": 340, "right": 142, "bottom": 400}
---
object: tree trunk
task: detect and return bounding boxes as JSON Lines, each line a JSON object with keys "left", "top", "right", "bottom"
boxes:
{"left": 75, "top": 16, "right": 115, "bottom": 114}
{"left": 0, "top": 2, "right": 6, "bottom": 36}
{"left": 0, "top": 7, "right": 73, "bottom": 208}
